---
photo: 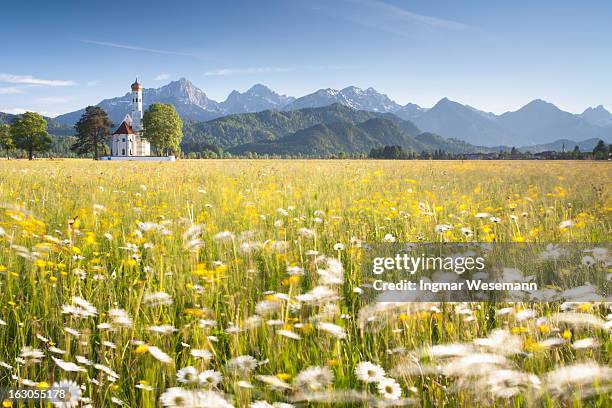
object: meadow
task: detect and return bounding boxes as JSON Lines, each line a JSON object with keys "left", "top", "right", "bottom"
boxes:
{"left": 0, "top": 159, "right": 610, "bottom": 407}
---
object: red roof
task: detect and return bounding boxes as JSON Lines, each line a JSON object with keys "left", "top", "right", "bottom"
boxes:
{"left": 113, "top": 121, "right": 134, "bottom": 135}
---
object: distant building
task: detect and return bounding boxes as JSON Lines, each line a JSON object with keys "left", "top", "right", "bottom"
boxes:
{"left": 109, "top": 79, "right": 151, "bottom": 157}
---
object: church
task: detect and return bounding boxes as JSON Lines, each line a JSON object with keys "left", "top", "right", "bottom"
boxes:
{"left": 109, "top": 79, "right": 151, "bottom": 157}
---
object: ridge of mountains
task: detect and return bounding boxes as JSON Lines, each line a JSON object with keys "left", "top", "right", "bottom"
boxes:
{"left": 0, "top": 77, "right": 604, "bottom": 156}
{"left": 51, "top": 78, "right": 612, "bottom": 148}
{"left": 1, "top": 104, "right": 604, "bottom": 157}
{"left": 181, "top": 103, "right": 488, "bottom": 156}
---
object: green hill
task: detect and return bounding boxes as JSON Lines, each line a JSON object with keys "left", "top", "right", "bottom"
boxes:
{"left": 414, "top": 132, "right": 493, "bottom": 153}
{"left": 228, "top": 118, "right": 418, "bottom": 156}
{"left": 229, "top": 118, "right": 486, "bottom": 157}
{"left": 1, "top": 112, "right": 74, "bottom": 137}
{"left": 181, "top": 103, "right": 420, "bottom": 151}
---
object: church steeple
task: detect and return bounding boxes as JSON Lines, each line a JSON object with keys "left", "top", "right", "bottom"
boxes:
{"left": 130, "top": 77, "right": 143, "bottom": 131}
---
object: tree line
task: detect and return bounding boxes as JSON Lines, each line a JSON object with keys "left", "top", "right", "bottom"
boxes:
{"left": 369, "top": 142, "right": 612, "bottom": 160}
{"left": 0, "top": 104, "right": 183, "bottom": 160}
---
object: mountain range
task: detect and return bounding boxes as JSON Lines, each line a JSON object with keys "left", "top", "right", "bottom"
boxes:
{"left": 183, "top": 103, "right": 490, "bottom": 156}
{"left": 27, "top": 78, "right": 612, "bottom": 148}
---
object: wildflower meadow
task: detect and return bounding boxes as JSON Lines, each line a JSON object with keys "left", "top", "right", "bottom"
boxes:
{"left": 0, "top": 159, "right": 610, "bottom": 407}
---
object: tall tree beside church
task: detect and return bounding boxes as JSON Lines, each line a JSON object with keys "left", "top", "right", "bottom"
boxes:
{"left": 142, "top": 103, "right": 183, "bottom": 155}
{"left": 0, "top": 124, "right": 14, "bottom": 158}
{"left": 71, "top": 106, "right": 112, "bottom": 159}
{"left": 10, "top": 112, "right": 51, "bottom": 160}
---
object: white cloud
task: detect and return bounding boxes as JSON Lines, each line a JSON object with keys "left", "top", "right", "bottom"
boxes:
{"left": 305, "top": 0, "right": 468, "bottom": 38}
{"left": 154, "top": 74, "right": 170, "bottom": 81}
{"left": 81, "top": 40, "right": 208, "bottom": 60}
{"left": 0, "top": 73, "right": 75, "bottom": 87}
{"left": 0, "top": 108, "right": 60, "bottom": 117}
{"left": 0, "top": 108, "right": 27, "bottom": 114}
{"left": 38, "top": 97, "right": 71, "bottom": 103}
{"left": 0, "top": 87, "right": 22, "bottom": 94}
{"left": 353, "top": 0, "right": 468, "bottom": 30}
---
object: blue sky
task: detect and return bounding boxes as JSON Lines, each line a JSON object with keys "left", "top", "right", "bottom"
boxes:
{"left": 1, "top": 0, "right": 610, "bottom": 117}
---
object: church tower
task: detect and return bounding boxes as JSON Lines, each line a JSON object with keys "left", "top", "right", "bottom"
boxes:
{"left": 131, "top": 78, "right": 143, "bottom": 131}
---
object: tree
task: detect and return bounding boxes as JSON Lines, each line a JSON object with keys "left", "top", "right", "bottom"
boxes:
{"left": 71, "top": 106, "right": 112, "bottom": 159}
{"left": 10, "top": 112, "right": 51, "bottom": 160}
{"left": 142, "top": 103, "right": 183, "bottom": 155}
{"left": 0, "top": 124, "right": 14, "bottom": 158}
{"left": 592, "top": 139, "right": 608, "bottom": 160}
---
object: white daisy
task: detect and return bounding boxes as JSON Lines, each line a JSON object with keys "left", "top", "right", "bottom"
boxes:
{"left": 377, "top": 377, "right": 402, "bottom": 400}
{"left": 198, "top": 370, "right": 223, "bottom": 387}
{"left": 190, "top": 349, "right": 213, "bottom": 361}
{"left": 51, "top": 379, "right": 82, "bottom": 408}
{"left": 293, "top": 366, "right": 334, "bottom": 391}
{"left": 227, "top": 355, "right": 258, "bottom": 375}
{"left": 52, "top": 357, "right": 86, "bottom": 372}
{"left": 354, "top": 361, "right": 386, "bottom": 383}
{"left": 148, "top": 346, "right": 173, "bottom": 364}
{"left": 176, "top": 366, "right": 198, "bottom": 384}
{"left": 159, "top": 387, "right": 194, "bottom": 407}
{"left": 250, "top": 401, "right": 274, "bottom": 408}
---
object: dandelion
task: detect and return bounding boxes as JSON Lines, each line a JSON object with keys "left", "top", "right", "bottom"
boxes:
{"left": 255, "top": 300, "right": 282, "bottom": 316}
{"left": 109, "top": 309, "right": 133, "bottom": 327}
{"left": 316, "top": 256, "right": 344, "bottom": 285}
{"left": 296, "top": 286, "right": 341, "bottom": 305}
{"left": 355, "top": 362, "right": 386, "bottom": 383}
{"left": 213, "top": 231, "right": 234, "bottom": 242}
{"left": 298, "top": 228, "right": 315, "bottom": 238}
{"left": 377, "top": 378, "right": 402, "bottom": 400}
{"left": 143, "top": 292, "right": 173, "bottom": 307}
{"left": 147, "top": 324, "right": 177, "bottom": 335}
{"left": 478, "top": 369, "right": 541, "bottom": 398}
{"left": 286, "top": 265, "right": 304, "bottom": 275}
{"left": 62, "top": 296, "right": 97, "bottom": 318}
{"left": 545, "top": 361, "right": 612, "bottom": 398}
